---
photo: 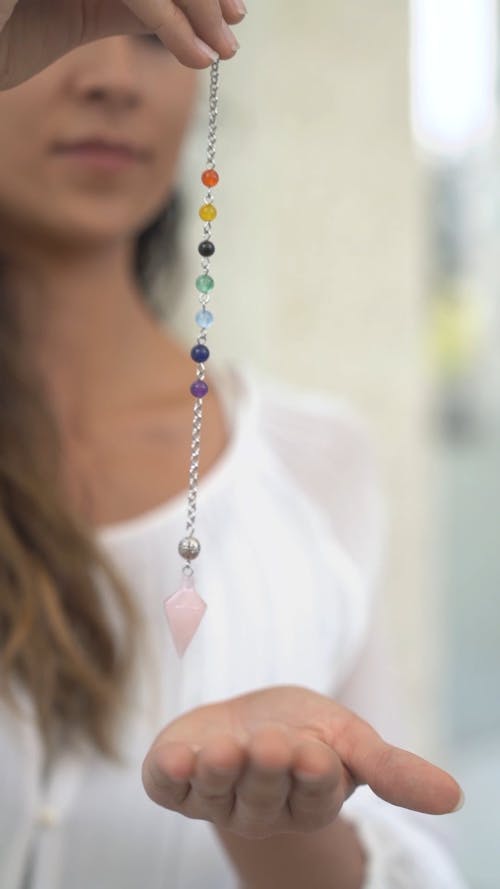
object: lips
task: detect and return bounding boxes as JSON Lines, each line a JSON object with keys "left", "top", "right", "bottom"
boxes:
{"left": 52, "top": 137, "right": 150, "bottom": 161}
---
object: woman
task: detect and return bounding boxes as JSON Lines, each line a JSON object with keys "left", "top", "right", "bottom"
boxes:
{"left": 0, "top": 3, "right": 467, "bottom": 888}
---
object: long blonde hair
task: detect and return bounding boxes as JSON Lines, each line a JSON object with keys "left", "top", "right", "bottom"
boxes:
{"left": 0, "top": 192, "right": 185, "bottom": 764}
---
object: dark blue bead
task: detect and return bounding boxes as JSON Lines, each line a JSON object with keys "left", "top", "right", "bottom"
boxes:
{"left": 198, "top": 240, "right": 215, "bottom": 257}
{"left": 191, "top": 344, "right": 210, "bottom": 363}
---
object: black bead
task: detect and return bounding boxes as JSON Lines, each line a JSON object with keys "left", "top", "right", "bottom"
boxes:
{"left": 191, "top": 344, "right": 210, "bottom": 363}
{"left": 198, "top": 240, "right": 215, "bottom": 257}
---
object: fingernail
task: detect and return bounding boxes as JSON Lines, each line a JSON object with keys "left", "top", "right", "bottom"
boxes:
{"left": 194, "top": 37, "right": 219, "bottom": 63}
{"left": 452, "top": 788, "right": 465, "bottom": 813}
{"left": 233, "top": 0, "right": 247, "bottom": 14}
{"left": 221, "top": 19, "right": 240, "bottom": 52}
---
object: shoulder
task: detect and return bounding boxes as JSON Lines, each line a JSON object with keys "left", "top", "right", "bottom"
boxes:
{"left": 236, "top": 363, "right": 387, "bottom": 587}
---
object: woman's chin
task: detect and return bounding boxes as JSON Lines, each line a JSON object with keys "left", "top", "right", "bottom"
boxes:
{"left": 40, "top": 210, "right": 147, "bottom": 250}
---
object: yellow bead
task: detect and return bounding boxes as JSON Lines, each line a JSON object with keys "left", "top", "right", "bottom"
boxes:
{"left": 199, "top": 203, "right": 217, "bottom": 222}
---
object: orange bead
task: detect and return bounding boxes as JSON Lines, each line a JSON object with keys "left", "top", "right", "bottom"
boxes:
{"left": 201, "top": 169, "right": 219, "bottom": 188}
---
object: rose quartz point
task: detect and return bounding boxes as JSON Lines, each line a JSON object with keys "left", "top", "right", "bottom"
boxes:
{"left": 164, "top": 574, "right": 207, "bottom": 657}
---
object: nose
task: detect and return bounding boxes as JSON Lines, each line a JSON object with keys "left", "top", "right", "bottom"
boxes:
{"left": 72, "top": 37, "right": 143, "bottom": 111}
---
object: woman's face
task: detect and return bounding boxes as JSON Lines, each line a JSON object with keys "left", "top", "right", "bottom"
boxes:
{"left": 0, "top": 36, "right": 198, "bottom": 254}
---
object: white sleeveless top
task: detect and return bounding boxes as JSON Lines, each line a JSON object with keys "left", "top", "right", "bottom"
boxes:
{"left": 0, "top": 362, "right": 468, "bottom": 889}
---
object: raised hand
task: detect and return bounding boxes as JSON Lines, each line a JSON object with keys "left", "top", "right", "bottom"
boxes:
{"left": 0, "top": 0, "right": 245, "bottom": 89}
{"left": 142, "top": 685, "right": 463, "bottom": 839}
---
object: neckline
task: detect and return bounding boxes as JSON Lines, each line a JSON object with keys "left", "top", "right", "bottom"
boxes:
{"left": 96, "top": 361, "right": 259, "bottom": 544}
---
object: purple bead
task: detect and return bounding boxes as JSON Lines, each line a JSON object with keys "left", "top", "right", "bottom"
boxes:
{"left": 190, "top": 380, "right": 209, "bottom": 398}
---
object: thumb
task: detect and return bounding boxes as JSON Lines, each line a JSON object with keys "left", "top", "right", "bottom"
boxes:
{"left": 334, "top": 715, "right": 463, "bottom": 815}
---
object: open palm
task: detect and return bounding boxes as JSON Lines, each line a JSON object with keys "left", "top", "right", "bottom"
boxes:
{"left": 0, "top": 0, "right": 243, "bottom": 89}
{"left": 142, "top": 684, "right": 463, "bottom": 839}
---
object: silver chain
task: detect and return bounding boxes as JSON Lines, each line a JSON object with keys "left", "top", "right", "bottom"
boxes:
{"left": 180, "top": 59, "right": 220, "bottom": 576}
{"left": 207, "top": 61, "right": 219, "bottom": 167}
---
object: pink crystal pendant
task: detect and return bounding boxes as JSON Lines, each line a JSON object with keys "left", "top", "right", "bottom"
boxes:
{"left": 164, "top": 573, "right": 207, "bottom": 657}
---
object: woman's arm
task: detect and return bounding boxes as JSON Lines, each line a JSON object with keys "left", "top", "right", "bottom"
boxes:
{"left": 214, "top": 816, "right": 366, "bottom": 889}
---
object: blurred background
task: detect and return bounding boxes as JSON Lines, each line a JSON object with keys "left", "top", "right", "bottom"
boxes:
{"left": 164, "top": 2, "right": 497, "bottom": 885}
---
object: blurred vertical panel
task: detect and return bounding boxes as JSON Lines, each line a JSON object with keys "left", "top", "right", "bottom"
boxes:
{"left": 410, "top": 0, "right": 497, "bottom": 156}
{"left": 411, "top": 2, "right": 500, "bottom": 886}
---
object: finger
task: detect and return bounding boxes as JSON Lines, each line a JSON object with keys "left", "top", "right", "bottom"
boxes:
{"left": 190, "top": 734, "right": 246, "bottom": 820}
{"left": 122, "top": 0, "right": 239, "bottom": 68}
{"left": 333, "top": 714, "right": 463, "bottom": 815}
{"left": 289, "top": 740, "right": 346, "bottom": 831}
{"left": 232, "top": 726, "right": 292, "bottom": 828}
{"left": 219, "top": 0, "right": 247, "bottom": 24}
{"left": 142, "top": 741, "right": 196, "bottom": 809}
{"left": 175, "top": 0, "right": 243, "bottom": 49}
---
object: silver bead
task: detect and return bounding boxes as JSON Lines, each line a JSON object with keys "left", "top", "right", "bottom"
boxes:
{"left": 178, "top": 537, "right": 201, "bottom": 561}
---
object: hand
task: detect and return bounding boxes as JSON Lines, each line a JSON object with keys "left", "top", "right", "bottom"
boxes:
{"left": 142, "top": 685, "right": 463, "bottom": 839}
{"left": 0, "top": 0, "right": 245, "bottom": 90}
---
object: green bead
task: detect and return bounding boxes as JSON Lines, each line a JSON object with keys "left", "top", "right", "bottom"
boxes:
{"left": 196, "top": 275, "right": 214, "bottom": 294}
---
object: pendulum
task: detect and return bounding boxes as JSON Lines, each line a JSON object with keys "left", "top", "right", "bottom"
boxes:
{"left": 163, "top": 62, "right": 220, "bottom": 657}
{"left": 163, "top": 58, "right": 221, "bottom": 657}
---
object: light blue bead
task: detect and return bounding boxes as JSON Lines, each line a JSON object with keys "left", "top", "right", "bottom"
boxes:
{"left": 196, "top": 309, "right": 214, "bottom": 328}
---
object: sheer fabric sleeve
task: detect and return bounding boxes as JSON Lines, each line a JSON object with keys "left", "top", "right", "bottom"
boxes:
{"left": 258, "top": 376, "right": 469, "bottom": 889}
{"left": 257, "top": 378, "right": 386, "bottom": 594}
